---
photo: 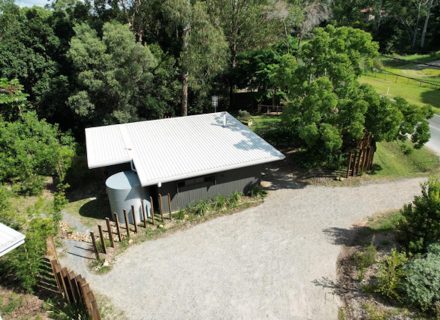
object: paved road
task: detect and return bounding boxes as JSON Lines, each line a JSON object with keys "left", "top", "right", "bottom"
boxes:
{"left": 426, "top": 114, "right": 440, "bottom": 155}
{"left": 63, "top": 178, "right": 425, "bottom": 320}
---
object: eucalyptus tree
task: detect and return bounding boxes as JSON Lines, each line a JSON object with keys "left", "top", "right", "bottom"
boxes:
{"left": 159, "top": 0, "right": 228, "bottom": 115}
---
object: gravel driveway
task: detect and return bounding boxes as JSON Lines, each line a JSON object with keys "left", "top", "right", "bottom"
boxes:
{"left": 67, "top": 178, "right": 425, "bottom": 320}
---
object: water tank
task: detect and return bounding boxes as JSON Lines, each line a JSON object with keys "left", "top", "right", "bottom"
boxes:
{"left": 106, "top": 171, "right": 150, "bottom": 224}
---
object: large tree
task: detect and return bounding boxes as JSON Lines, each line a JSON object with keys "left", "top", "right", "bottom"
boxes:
{"left": 281, "top": 26, "right": 431, "bottom": 162}
{"left": 67, "top": 21, "right": 179, "bottom": 125}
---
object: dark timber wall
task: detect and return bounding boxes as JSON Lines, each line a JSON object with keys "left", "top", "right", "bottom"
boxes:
{"left": 150, "top": 165, "right": 262, "bottom": 212}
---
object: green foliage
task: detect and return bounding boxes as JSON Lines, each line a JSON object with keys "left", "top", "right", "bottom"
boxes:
{"left": 401, "top": 244, "right": 440, "bottom": 311}
{"left": 227, "top": 192, "right": 242, "bottom": 208}
{"left": 375, "top": 249, "right": 408, "bottom": 301}
{"left": 354, "top": 244, "right": 377, "bottom": 279}
{"left": 0, "top": 78, "right": 28, "bottom": 120}
{"left": 0, "top": 217, "right": 56, "bottom": 292}
{"left": 68, "top": 21, "right": 179, "bottom": 125}
{"left": 237, "top": 110, "right": 251, "bottom": 122}
{"left": 280, "top": 25, "right": 431, "bottom": 163}
{"left": 399, "top": 178, "right": 440, "bottom": 253}
{"left": 0, "top": 3, "right": 71, "bottom": 121}
{"left": 0, "top": 112, "right": 76, "bottom": 195}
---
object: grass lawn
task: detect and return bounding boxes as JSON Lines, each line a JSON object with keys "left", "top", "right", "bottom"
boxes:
{"left": 250, "top": 115, "right": 440, "bottom": 179}
{"left": 360, "top": 73, "right": 440, "bottom": 111}
{"left": 372, "top": 141, "right": 440, "bottom": 178}
{"left": 360, "top": 53, "right": 440, "bottom": 112}
{"left": 249, "top": 114, "right": 282, "bottom": 132}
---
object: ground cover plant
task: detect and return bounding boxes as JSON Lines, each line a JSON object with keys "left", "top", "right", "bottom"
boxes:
{"left": 338, "top": 178, "right": 440, "bottom": 319}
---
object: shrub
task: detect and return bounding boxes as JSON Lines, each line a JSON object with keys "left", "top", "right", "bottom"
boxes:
{"left": 237, "top": 110, "right": 251, "bottom": 122}
{"left": 212, "top": 195, "right": 227, "bottom": 211}
{"left": 191, "top": 200, "right": 210, "bottom": 216}
{"left": 0, "top": 217, "right": 56, "bottom": 292}
{"left": 401, "top": 244, "right": 440, "bottom": 311}
{"left": 375, "top": 249, "right": 408, "bottom": 301}
{"left": 227, "top": 192, "right": 242, "bottom": 208}
{"left": 399, "top": 178, "right": 440, "bottom": 253}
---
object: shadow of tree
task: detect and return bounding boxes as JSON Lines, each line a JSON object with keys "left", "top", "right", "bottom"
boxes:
{"left": 421, "top": 89, "right": 440, "bottom": 108}
{"left": 323, "top": 226, "right": 377, "bottom": 247}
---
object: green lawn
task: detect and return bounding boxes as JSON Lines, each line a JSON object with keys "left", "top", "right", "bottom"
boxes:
{"left": 360, "top": 53, "right": 440, "bottom": 112}
{"left": 372, "top": 141, "right": 440, "bottom": 178}
{"left": 249, "top": 114, "right": 282, "bottom": 131}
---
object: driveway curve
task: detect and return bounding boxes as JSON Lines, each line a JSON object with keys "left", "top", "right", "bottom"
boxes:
{"left": 80, "top": 178, "right": 425, "bottom": 320}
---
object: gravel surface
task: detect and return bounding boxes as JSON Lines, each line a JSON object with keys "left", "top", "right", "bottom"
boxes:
{"left": 62, "top": 178, "right": 425, "bottom": 320}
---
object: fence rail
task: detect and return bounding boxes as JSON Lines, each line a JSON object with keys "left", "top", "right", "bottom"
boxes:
{"left": 46, "top": 237, "right": 101, "bottom": 320}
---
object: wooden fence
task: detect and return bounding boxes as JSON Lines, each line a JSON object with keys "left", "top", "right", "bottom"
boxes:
{"left": 90, "top": 193, "right": 173, "bottom": 260}
{"left": 346, "top": 132, "right": 376, "bottom": 177}
{"left": 46, "top": 237, "right": 101, "bottom": 320}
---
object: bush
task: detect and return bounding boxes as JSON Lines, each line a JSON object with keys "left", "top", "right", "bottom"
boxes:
{"left": 237, "top": 110, "right": 251, "bottom": 122}
{"left": 375, "top": 249, "right": 408, "bottom": 301}
{"left": 0, "top": 112, "right": 76, "bottom": 195}
{"left": 399, "top": 178, "right": 440, "bottom": 253}
{"left": 401, "top": 244, "right": 440, "bottom": 311}
{"left": 0, "top": 217, "right": 56, "bottom": 292}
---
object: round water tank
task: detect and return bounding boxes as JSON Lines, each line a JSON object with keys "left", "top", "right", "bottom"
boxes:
{"left": 106, "top": 171, "right": 150, "bottom": 225}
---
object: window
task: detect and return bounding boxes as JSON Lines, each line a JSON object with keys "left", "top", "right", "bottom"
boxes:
{"left": 177, "top": 175, "right": 216, "bottom": 192}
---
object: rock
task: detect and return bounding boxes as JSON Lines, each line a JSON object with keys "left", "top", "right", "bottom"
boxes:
{"left": 260, "top": 180, "right": 272, "bottom": 188}
{"left": 102, "top": 260, "right": 110, "bottom": 267}
{"left": 128, "top": 239, "right": 133, "bottom": 244}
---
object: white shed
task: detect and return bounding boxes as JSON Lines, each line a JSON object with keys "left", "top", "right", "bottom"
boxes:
{"left": 0, "top": 223, "right": 25, "bottom": 257}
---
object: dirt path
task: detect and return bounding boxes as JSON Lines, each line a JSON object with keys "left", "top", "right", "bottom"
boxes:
{"left": 62, "top": 178, "right": 425, "bottom": 320}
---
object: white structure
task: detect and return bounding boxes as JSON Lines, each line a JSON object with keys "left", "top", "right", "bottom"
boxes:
{"left": 0, "top": 223, "right": 25, "bottom": 257}
{"left": 86, "top": 112, "right": 285, "bottom": 187}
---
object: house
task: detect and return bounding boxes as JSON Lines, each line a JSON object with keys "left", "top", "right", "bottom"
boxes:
{"left": 0, "top": 223, "right": 25, "bottom": 257}
{"left": 85, "top": 112, "right": 284, "bottom": 219}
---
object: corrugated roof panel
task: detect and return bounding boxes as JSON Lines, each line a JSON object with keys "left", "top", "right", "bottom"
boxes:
{"left": 86, "top": 112, "right": 285, "bottom": 186}
{"left": 0, "top": 223, "right": 25, "bottom": 257}
{"left": 86, "top": 124, "right": 131, "bottom": 168}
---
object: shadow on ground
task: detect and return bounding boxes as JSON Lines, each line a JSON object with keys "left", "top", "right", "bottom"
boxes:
{"left": 78, "top": 197, "right": 111, "bottom": 221}
{"left": 421, "top": 89, "right": 440, "bottom": 108}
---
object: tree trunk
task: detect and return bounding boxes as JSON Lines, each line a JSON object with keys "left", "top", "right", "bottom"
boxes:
{"left": 228, "top": 41, "right": 237, "bottom": 110}
{"left": 181, "top": 72, "right": 188, "bottom": 116}
{"left": 412, "top": 2, "right": 422, "bottom": 49}
{"left": 181, "top": 25, "right": 190, "bottom": 116}
{"left": 420, "top": 0, "right": 434, "bottom": 48}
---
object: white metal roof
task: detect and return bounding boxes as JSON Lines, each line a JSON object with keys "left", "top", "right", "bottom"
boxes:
{"left": 0, "top": 223, "right": 25, "bottom": 257}
{"left": 86, "top": 112, "right": 285, "bottom": 186}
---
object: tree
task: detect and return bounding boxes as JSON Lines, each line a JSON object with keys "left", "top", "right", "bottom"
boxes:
{"left": 0, "top": 3, "right": 68, "bottom": 121}
{"left": 0, "top": 78, "right": 28, "bottom": 120}
{"left": 68, "top": 21, "right": 178, "bottom": 125}
{"left": 281, "top": 26, "right": 431, "bottom": 162}
{"left": 399, "top": 178, "right": 440, "bottom": 253}
{"left": 160, "top": 0, "right": 228, "bottom": 115}
{"left": 0, "top": 111, "right": 76, "bottom": 195}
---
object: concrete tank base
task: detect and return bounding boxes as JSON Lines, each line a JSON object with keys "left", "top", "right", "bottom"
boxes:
{"left": 106, "top": 171, "right": 150, "bottom": 224}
